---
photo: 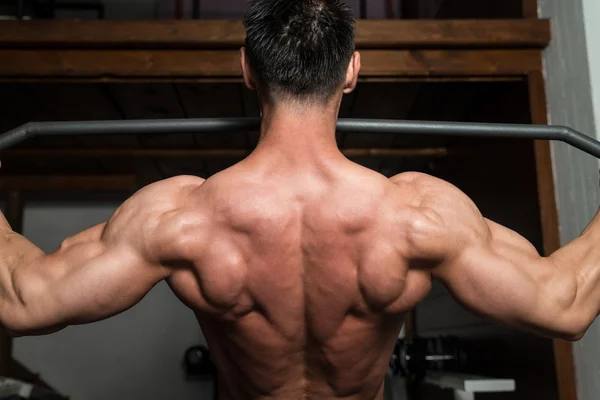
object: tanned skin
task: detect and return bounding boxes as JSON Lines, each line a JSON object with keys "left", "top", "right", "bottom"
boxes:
{"left": 0, "top": 50, "right": 597, "bottom": 400}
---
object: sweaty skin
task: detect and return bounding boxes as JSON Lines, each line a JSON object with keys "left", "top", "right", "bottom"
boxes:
{"left": 0, "top": 53, "right": 598, "bottom": 400}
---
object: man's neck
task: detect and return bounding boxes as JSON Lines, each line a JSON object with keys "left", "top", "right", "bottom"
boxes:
{"left": 251, "top": 101, "right": 343, "bottom": 165}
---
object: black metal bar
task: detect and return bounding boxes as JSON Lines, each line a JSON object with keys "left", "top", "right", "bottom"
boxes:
{"left": 1, "top": 118, "right": 599, "bottom": 159}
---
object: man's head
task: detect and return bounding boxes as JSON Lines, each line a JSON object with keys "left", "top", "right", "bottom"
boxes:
{"left": 242, "top": 0, "right": 360, "bottom": 105}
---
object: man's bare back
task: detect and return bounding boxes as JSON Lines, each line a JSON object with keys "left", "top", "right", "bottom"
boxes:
{"left": 0, "top": 1, "right": 598, "bottom": 399}
{"left": 163, "top": 155, "right": 432, "bottom": 399}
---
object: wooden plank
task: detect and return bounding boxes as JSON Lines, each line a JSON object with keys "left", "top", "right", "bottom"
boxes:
{"left": 527, "top": 71, "right": 578, "bottom": 400}
{"left": 360, "top": 50, "right": 542, "bottom": 76}
{"left": 0, "top": 50, "right": 242, "bottom": 78}
{"left": 0, "top": 175, "right": 136, "bottom": 191}
{"left": 0, "top": 20, "right": 551, "bottom": 49}
{"left": 0, "top": 49, "right": 543, "bottom": 79}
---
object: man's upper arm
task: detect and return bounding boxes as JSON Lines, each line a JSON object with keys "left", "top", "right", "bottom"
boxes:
{"left": 4, "top": 176, "right": 205, "bottom": 335}
{"left": 393, "top": 173, "right": 580, "bottom": 339}
{"left": 10, "top": 234, "right": 167, "bottom": 334}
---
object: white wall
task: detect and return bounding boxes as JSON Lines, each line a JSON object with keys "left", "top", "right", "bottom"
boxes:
{"left": 540, "top": 0, "right": 600, "bottom": 400}
{"left": 13, "top": 201, "right": 212, "bottom": 400}
{"left": 583, "top": 0, "right": 600, "bottom": 137}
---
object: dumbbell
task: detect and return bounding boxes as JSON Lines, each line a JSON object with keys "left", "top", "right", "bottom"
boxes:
{"left": 389, "top": 336, "right": 468, "bottom": 381}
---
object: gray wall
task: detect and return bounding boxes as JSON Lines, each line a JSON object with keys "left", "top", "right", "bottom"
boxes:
{"left": 539, "top": 0, "right": 600, "bottom": 400}
{"left": 583, "top": 0, "right": 600, "bottom": 122}
{"left": 13, "top": 201, "right": 212, "bottom": 400}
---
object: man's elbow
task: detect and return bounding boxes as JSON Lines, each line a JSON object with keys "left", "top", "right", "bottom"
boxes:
{"left": 553, "top": 310, "right": 594, "bottom": 342}
{"left": 540, "top": 271, "right": 589, "bottom": 341}
{"left": 1, "top": 315, "right": 62, "bottom": 337}
{"left": 6, "top": 327, "right": 28, "bottom": 338}
{"left": 0, "top": 308, "right": 37, "bottom": 337}
{"left": 557, "top": 327, "right": 586, "bottom": 342}
{"left": 1, "top": 319, "right": 30, "bottom": 337}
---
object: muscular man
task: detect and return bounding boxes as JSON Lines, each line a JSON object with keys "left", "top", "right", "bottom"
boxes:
{"left": 0, "top": 1, "right": 596, "bottom": 399}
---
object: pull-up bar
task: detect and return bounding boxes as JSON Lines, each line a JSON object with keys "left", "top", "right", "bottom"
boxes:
{"left": 0, "top": 118, "right": 598, "bottom": 159}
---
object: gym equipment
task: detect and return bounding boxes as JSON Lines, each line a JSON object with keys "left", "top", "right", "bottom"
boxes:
{"left": 390, "top": 336, "right": 468, "bottom": 381}
{"left": 0, "top": 118, "right": 599, "bottom": 158}
{"left": 183, "top": 345, "right": 215, "bottom": 377}
{"left": 388, "top": 337, "right": 515, "bottom": 400}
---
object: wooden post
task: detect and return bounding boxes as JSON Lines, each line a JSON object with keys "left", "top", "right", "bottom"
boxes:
{"left": 0, "top": 191, "right": 24, "bottom": 376}
{"left": 400, "top": 0, "right": 419, "bottom": 19}
{"left": 404, "top": 309, "right": 417, "bottom": 340}
{"left": 385, "top": 0, "right": 395, "bottom": 19}
{"left": 175, "top": 0, "right": 184, "bottom": 19}
{"left": 522, "top": 0, "right": 538, "bottom": 18}
{"left": 359, "top": 0, "right": 367, "bottom": 19}
{"left": 528, "top": 71, "right": 578, "bottom": 400}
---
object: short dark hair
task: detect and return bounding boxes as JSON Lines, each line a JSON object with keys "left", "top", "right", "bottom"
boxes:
{"left": 244, "top": 0, "right": 355, "bottom": 102}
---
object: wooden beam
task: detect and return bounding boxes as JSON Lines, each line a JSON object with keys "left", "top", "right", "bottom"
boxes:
{"left": 401, "top": 0, "right": 419, "bottom": 19}
{"left": 0, "top": 175, "right": 136, "bottom": 191}
{"left": 385, "top": 0, "right": 395, "bottom": 19}
{"left": 0, "top": 148, "right": 451, "bottom": 158}
{"left": 0, "top": 20, "right": 551, "bottom": 49}
{"left": 527, "top": 71, "right": 578, "bottom": 400}
{"left": 0, "top": 49, "right": 543, "bottom": 79}
{"left": 360, "top": 49, "right": 542, "bottom": 76}
{"left": 175, "top": 0, "right": 184, "bottom": 19}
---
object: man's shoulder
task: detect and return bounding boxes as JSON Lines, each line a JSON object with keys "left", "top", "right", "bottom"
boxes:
{"left": 131, "top": 175, "right": 207, "bottom": 206}
{"left": 115, "top": 175, "right": 209, "bottom": 235}
{"left": 142, "top": 175, "right": 206, "bottom": 193}
{"left": 385, "top": 172, "right": 478, "bottom": 231}
{"left": 388, "top": 172, "right": 466, "bottom": 201}
{"left": 389, "top": 172, "right": 445, "bottom": 187}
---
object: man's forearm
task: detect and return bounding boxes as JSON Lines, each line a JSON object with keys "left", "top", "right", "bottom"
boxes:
{"left": 548, "top": 212, "right": 600, "bottom": 339}
{"left": 0, "top": 220, "right": 45, "bottom": 331}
